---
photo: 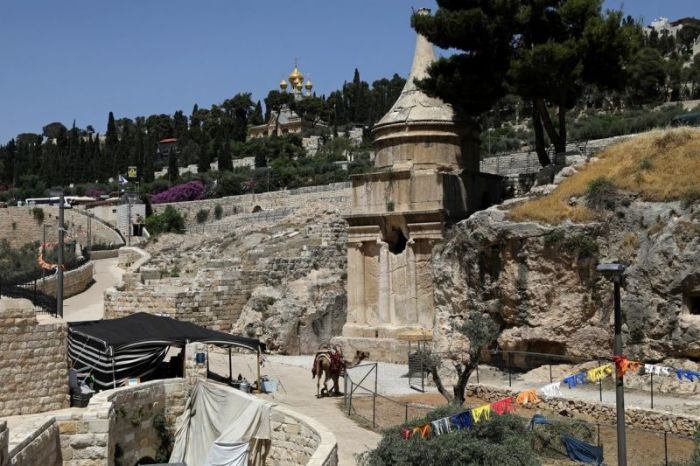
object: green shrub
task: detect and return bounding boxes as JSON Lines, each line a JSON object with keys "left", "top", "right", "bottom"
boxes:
{"left": 31, "top": 207, "right": 44, "bottom": 224}
{"left": 145, "top": 206, "right": 185, "bottom": 235}
{"left": 214, "top": 204, "right": 223, "bottom": 220}
{"left": 196, "top": 209, "right": 209, "bottom": 224}
{"left": 358, "top": 412, "right": 539, "bottom": 466}
{"left": 586, "top": 177, "right": 617, "bottom": 210}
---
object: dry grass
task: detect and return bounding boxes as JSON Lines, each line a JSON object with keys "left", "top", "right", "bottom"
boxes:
{"left": 509, "top": 128, "right": 700, "bottom": 224}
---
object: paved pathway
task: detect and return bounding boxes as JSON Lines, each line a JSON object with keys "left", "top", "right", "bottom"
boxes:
{"left": 209, "top": 353, "right": 381, "bottom": 465}
{"left": 63, "top": 257, "right": 122, "bottom": 322}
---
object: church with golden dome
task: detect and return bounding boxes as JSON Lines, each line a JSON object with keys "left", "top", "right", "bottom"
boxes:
{"left": 249, "top": 61, "right": 322, "bottom": 139}
{"left": 280, "top": 60, "right": 314, "bottom": 100}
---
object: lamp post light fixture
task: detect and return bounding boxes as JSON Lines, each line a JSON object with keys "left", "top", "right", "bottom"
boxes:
{"left": 597, "top": 262, "right": 627, "bottom": 466}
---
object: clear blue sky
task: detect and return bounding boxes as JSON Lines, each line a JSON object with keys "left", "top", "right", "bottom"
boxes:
{"left": 0, "top": 1, "right": 697, "bottom": 143}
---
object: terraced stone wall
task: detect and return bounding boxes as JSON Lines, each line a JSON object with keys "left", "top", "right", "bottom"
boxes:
{"left": 0, "top": 299, "right": 69, "bottom": 417}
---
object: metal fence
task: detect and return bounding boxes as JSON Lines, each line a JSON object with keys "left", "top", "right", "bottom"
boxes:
{"left": 0, "top": 254, "right": 89, "bottom": 317}
{"left": 407, "top": 349, "right": 687, "bottom": 412}
{"left": 342, "top": 353, "right": 698, "bottom": 465}
{"left": 343, "top": 363, "right": 434, "bottom": 430}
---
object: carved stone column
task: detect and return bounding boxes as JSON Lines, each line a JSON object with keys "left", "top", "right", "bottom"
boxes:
{"left": 406, "top": 239, "right": 418, "bottom": 324}
{"left": 378, "top": 240, "right": 391, "bottom": 325}
{"left": 346, "top": 242, "right": 366, "bottom": 325}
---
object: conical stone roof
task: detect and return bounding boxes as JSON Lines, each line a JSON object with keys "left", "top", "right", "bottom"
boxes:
{"left": 372, "top": 9, "right": 471, "bottom": 171}
{"left": 374, "top": 31, "right": 455, "bottom": 129}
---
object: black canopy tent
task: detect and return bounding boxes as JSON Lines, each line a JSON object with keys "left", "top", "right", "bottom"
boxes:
{"left": 68, "top": 312, "right": 265, "bottom": 389}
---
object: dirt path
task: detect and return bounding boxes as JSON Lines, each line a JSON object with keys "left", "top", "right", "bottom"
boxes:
{"left": 63, "top": 257, "right": 122, "bottom": 322}
{"left": 208, "top": 352, "right": 381, "bottom": 465}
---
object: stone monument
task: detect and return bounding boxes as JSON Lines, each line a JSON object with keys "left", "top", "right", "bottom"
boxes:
{"left": 333, "top": 8, "right": 502, "bottom": 362}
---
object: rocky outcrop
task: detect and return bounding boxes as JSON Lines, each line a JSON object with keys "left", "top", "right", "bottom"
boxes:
{"left": 432, "top": 196, "right": 700, "bottom": 365}
{"left": 112, "top": 201, "right": 350, "bottom": 355}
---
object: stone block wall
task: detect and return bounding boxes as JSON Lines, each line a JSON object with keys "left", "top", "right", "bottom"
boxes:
{"left": 153, "top": 182, "right": 351, "bottom": 226}
{"left": 468, "top": 384, "right": 700, "bottom": 437}
{"left": 117, "top": 246, "right": 151, "bottom": 271}
{"left": 54, "top": 378, "right": 187, "bottom": 466}
{"left": 3, "top": 376, "right": 336, "bottom": 466}
{"left": 268, "top": 405, "right": 338, "bottom": 466}
{"left": 35, "top": 261, "right": 94, "bottom": 299}
{"left": 8, "top": 419, "right": 61, "bottom": 466}
{"left": 479, "top": 134, "right": 635, "bottom": 177}
{"left": 104, "top": 268, "right": 264, "bottom": 332}
{"left": 0, "top": 299, "right": 69, "bottom": 417}
{"left": 0, "top": 206, "right": 123, "bottom": 249}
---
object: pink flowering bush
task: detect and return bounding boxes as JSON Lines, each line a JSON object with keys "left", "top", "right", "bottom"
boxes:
{"left": 84, "top": 187, "right": 103, "bottom": 199}
{"left": 150, "top": 180, "right": 205, "bottom": 204}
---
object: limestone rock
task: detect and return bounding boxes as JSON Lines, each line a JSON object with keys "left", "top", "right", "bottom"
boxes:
{"left": 432, "top": 198, "right": 700, "bottom": 365}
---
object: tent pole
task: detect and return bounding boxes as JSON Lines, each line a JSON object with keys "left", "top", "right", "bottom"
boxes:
{"left": 111, "top": 350, "right": 116, "bottom": 388}
{"left": 257, "top": 349, "right": 261, "bottom": 393}
{"left": 228, "top": 347, "right": 232, "bottom": 383}
{"left": 182, "top": 342, "right": 188, "bottom": 380}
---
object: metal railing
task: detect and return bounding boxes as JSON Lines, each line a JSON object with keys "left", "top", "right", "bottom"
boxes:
{"left": 342, "top": 356, "right": 697, "bottom": 465}
{"left": 0, "top": 254, "right": 89, "bottom": 317}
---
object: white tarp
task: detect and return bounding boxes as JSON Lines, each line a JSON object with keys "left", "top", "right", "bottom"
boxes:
{"left": 170, "top": 380, "right": 273, "bottom": 466}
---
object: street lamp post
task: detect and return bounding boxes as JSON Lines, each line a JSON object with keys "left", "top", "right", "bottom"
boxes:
{"left": 597, "top": 262, "right": 627, "bottom": 466}
{"left": 57, "top": 194, "right": 65, "bottom": 318}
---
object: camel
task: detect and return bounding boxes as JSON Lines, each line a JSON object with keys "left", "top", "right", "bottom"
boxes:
{"left": 312, "top": 346, "right": 370, "bottom": 397}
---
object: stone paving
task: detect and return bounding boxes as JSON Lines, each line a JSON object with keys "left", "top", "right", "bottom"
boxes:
{"left": 209, "top": 352, "right": 381, "bottom": 466}
{"left": 63, "top": 257, "right": 122, "bottom": 322}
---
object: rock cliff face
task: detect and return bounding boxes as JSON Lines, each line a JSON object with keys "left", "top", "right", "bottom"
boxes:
{"left": 432, "top": 196, "right": 700, "bottom": 365}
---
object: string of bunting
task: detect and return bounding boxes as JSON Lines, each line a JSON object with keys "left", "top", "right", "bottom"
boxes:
{"left": 400, "top": 356, "right": 700, "bottom": 440}
{"left": 37, "top": 242, "right": 64, "bottom": 271}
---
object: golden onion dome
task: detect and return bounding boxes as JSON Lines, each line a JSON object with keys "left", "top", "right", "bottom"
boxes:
{"left": 305, "top": 79, "right": 313, "bottom": 90}
{"left": 279, "top": 79, "right": 288, "bottom": 91}
{"left": 289, "top": 65, "right": 304, "bottom": 87}
{"left": 295, "top": 82, "right": 303, "bottom": 90}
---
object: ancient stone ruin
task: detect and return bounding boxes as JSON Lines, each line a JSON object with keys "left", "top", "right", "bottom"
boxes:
{"left": 334, "top": 9, "right": 502, "bottom": 362}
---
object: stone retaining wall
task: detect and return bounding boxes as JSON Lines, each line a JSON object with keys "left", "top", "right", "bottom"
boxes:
{"left": 153, "top": 182, "right": 351, "bottom": 226}
{"left": 117, "top": 246, "right": 151, "bottom": 271}
{"left": 88, "top": 249, "right": 119, "bottom": 260}
{"left": 0, "top": 421, "right": 8, "bottom": 466}
{"left": 54, "top": 378, "right": 187, "bottom": 466}
{"left": 480, "top": 134, "right": 634, "bottom": 177}
{"left": 268, "top": 405, "right": 338, "bottom": 466}
{"left": 0, "top": 299, "right": 69, "bottom": 417}
{"left": 467, "top": 383, "right": 700, "bottom": 437}
{"left": 8, "top": 419, "right": 60, "bottom": 466}
{"left": 105, "top": 268, "right": 264, "bottom": 332}
{"left": 35, "top": 261, "right": 94, "bottom": 299}
{"left": 3, "top": 376, "right": 337, "bottom": 466}
{"left": 0, "top": 207, "right": 123, "bottom": 249}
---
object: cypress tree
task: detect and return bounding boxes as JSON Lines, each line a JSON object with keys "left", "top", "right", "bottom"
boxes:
{"left": 167, "top": 148, "right": 178, "bottom": 183}
{"left": 68, "top": 122, "right": 80, "bottom": 183}
{"left": 104, "top": 112, "right": 118, "bottom": 180}
{"left": 142, "top": 133, "right": 155, "bottom": 183}
{"left": 218, "top": 137, "right": 233, "bottom": 172}
{"left": 251, "top": 101, "right": 264, "bottom": 125}
{"left": 197, "top": 140, "right": 211, "bottom": 173}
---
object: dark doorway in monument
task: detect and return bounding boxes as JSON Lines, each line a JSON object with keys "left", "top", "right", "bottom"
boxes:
{"left": 386, "top": 227, "right": 408, "bottom": 255}
{"left": 252, "top": 205, "right": 263, "bottom": 213}
{"left": 134, "top": 456, "right": 156, "bottom": 465}
{"left": 515, "top": 340, "right": 568, "bottom": 370}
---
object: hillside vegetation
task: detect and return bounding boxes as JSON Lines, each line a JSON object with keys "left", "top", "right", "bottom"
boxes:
{"left": 509, "top": 127, "right": 700, "bottom": 224}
